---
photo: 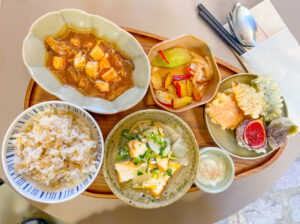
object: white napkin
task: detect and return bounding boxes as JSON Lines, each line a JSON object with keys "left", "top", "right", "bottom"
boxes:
{"left": 239, "top": 0, "right": 300, "bottom": 127}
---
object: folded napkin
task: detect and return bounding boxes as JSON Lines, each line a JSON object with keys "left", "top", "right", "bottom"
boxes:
{"left": 237, "top": 0, "right": 300, "bottom": 127}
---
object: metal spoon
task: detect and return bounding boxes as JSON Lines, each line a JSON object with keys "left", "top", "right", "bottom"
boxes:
{"left": 226, "top": 13, "right": 239, "bottom": 43}
{"left": 231, "top": 3, "right": 258, "bottom": 47}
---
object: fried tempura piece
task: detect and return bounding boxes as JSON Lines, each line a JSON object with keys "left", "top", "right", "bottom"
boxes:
{"left": 232, "top": 81, "right": 265, "bottom": 119}
{"left": 206, "top": 92, "right": 245, "bottom": 129}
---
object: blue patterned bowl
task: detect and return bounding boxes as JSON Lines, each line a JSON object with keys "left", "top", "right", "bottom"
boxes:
{"left": 1, "top": 101, "right": 104, "bottom": 203}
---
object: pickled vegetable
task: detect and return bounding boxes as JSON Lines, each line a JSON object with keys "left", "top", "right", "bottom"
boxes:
{"left": 152, "top": 47, "right": 191, "bottom": 68}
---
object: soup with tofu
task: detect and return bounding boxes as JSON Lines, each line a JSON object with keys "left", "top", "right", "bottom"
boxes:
{"left": 114, "top": 120, "right": 189, "bottom": 198}
{"left": 44, "top": 28, "right": 134, "bottom": 101}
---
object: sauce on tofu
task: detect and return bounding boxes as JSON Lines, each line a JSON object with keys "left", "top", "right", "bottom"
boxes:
{"left": 45, "top": 28, "right": 134, "bottom": 101}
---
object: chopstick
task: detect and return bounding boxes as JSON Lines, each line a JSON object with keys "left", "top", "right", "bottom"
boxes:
{"left": 197, "top": 4, "right": 246, "bottom": 56}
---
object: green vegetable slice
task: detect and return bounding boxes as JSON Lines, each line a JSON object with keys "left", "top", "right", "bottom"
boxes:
{"left": 152, "top": 47, "right": 191, "bottom": 68}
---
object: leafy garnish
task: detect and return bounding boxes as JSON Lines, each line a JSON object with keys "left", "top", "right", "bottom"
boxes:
{"left": 146, "top": 161, "right": 150, "bottom": 173}
{"left": 144, "top": 149, "right": 155, "bottom": 160}
{"left": 166, "top": 169, "right": 172, "bottom": 177}
{"left": 140, "top": 128, "right": 150, "bottom": 134}
{"left": 87, "top": 76, "right": 95, "bottom": 83}
{"left": 133, "top": 157, "right": 143, "bottom": 165}
{"left": 157, "top": 127, "right": 161, "bottom": 135}
{"left": 121, "top": 129, "right": 135, "bottom": 140}
{"left": 126, "top": 180, "right": 133, "bottom": 187}
{"left": 137, "top": 171, "right": 143, "bottom": 176}
{"left": 115, "top": 145, "right": 130, "bottom": 161}
{"left": 150, "top": 121, "right": 155, "bottom": 126}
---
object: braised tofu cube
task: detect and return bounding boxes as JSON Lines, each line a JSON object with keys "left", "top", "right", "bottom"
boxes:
{"left": 102, "top": 67, "right": 118, "bottom": 82}
{"left": 51, "top": 56, "right": 65, "bottom": 70}
{"left": 115, "top": 161, "right": 137, "bottom": 183}
{"left": 74, "top": 52, "right": 86, "bottom": 69}
{"left": 156, "top": 157, "right": 169, "bottom": 172}
{"left": 85, "top": 61, "right": 99, "bottom": 80}
{"left": 95, "top": 81, "right": 109, "bottom": 92}
{"left": 70, "top": 38, "right": 80, "bottom": 47}
{"left": 143, "top": 170, "right": 170, "bottom": 197}
{"left": 90, "top": 45, "right": 105, "bottom": 60}
{"left": 127, "top": 140, "right": 148, "bottom": 159}
{"left": 98, "top": 57, "right": 111, "bottom": 73}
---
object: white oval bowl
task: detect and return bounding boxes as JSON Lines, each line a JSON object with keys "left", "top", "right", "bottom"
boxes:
{"left": 22, "top": 9, "right": 150, "bottom": 114}
{"left": 1, "top": 101, "right": 104, "bottom": 203}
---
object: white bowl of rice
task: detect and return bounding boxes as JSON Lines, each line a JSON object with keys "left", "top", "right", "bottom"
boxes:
{"left": 2, "top": 101, "right": 104, "bottom": 203}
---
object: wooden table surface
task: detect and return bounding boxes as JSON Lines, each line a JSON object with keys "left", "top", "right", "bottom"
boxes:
{"left": 0, "top": 0, "right": 300, "bottom": 223}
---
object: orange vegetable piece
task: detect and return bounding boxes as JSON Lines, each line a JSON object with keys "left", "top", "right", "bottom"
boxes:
{"left": 173, "top": 96, "right": 192, "bottom": 109}
{"left": 163, "top": 73, "right": 172, "bottom": 88}
{"left": 166, "top": 84, "right": 177, "bottom": 96}
{"left": 192, "top": 84, "right": 202, "bottom": 101}
{"left": 176, "top": 80, "right": 188, "bottom": 98}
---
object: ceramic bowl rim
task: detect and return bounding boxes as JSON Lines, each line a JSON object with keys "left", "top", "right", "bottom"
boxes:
{"left": 22, "top": 8, "right": 151, "bottom": 115}
{"left": 147, "top": 33, "right": 221, "bottom": 113}
{"left": 194, "top": 146, "right": 235, "bottom": 194}
{"left": 1, "top": 100, "right": 104, "bottom": 203}
{"left": 102, "top": 109, "right": 200, "bottom": 209}
{"left": 204, "top": 73, "right": 289, "bottom": 160}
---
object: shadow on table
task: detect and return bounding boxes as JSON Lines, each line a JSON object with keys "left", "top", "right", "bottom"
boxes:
{"left": 74, "top": 191, "right": 223, "bottom": 224}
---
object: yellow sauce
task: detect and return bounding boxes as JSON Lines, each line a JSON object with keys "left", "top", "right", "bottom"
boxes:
{"left": 197, "top": 152, "right": 227, "bottom": 187}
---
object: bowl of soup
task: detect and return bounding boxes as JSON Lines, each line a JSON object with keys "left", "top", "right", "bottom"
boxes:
{"left": 23, "top": 9, "right": 150, "bottom": 114}
{"left": 103, "top": 109, "right": 199, "bottom": 208}
{"left": 148, "top": 34, "right": 221, "bottom": 112}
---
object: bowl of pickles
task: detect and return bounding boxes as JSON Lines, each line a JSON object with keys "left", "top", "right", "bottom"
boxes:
{"left": 148, "top": 34, "right": 221, "bottom": 112}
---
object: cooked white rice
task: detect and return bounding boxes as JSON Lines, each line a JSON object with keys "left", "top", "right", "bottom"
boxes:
{"left": 13, "top": 108, "right": 98, "bottom": 188}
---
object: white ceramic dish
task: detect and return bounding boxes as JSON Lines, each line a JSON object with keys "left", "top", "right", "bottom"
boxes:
{"left": 22, "top": 9, "right": 150, "bottom": 114}
{"left": 194, "top": 147, "right": 235, "bottom": 194}
{"left": 2, "top": 101, "right": 104, "bottom": 203}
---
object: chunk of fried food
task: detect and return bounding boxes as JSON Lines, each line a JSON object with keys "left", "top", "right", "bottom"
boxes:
{"left": 206, "top": 92, "right": 245, "bottom": 130}
{"left": 251, "top": 75, "right": 283, "bottom": 121}
{"left": 232, "top": 81, "right": 265, "bottom": 119}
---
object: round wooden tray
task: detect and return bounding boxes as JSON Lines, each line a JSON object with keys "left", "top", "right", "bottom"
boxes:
{"left": 24, "top": 28, "right": 285, "bottom": 199}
